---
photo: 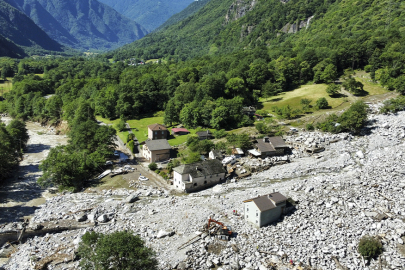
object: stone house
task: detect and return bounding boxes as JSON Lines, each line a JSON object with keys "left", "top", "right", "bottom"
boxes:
{"left": 143, "top": 139, "right": 171, "bottom": 162}
{"left": 148, "top": 124, "right": 168, "bottom": 140}
{"left": 253, "top": 136, "right": 288, "bottom": 158}
{"left": 209, "top": 149, "right": 223, "bottom": 160}
{"left": 196, "top": 130, "right": 213, "bottom": 140}
{"left": 243, "top": 192, "right": 287, "bottom": 227}
{"left": 173, "top": 159, "right": 226, "bottom": 192}
{"left": 242, "top": 106, "right": 256, "bottom": 116}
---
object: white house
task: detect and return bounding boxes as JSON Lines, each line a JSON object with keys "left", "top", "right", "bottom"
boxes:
{"left": 173, "top": 159, "right": 226, "bottom": 192}
{"left": 243, "top": 192, "right": 287, "bottom": 227}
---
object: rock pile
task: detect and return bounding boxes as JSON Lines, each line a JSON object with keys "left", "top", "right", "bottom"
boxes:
{"left": 2, "top": 110, "right": 405, "bottom": 270}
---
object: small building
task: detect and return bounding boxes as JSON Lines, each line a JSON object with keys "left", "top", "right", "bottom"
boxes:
{"left": 143, "top": 139, "right": 171, "bottom": 162}
{"left": 243, "top": 192, "right": 287, "bottom": 227}
{"left": 171, "top": 128, "right": 190, "bottom": 135}
{"left": 209, "top": 149, "right": 223, "bottom": 160}
{"left": 173, "top": 159, "right": 226, "bottom": 192}
{"left": 196, "top": 130, "right": 213, "bottom": 140}
{"left": 148, "top": 124, "right": 168, "bottom": 140}
{"left": 232, "top": 148, "right": 244, "bottom": 157}
{"left": 242, "top": 106, "right": 256, "bottom": 116}
{"left": 253, "top": 136, "right": 288, "bottom": 158}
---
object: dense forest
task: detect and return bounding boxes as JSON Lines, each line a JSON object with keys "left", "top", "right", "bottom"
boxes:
{"left": 1, "top": 0, "right": 405, "bottom": 189}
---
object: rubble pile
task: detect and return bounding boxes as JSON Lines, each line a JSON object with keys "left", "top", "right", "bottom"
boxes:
{"left": 2, "top": 110, "right": 405, "bottom": 270}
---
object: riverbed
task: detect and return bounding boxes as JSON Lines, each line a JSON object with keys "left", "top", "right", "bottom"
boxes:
{"left": 0, "top": 118, "right": 69, "bottom": 226}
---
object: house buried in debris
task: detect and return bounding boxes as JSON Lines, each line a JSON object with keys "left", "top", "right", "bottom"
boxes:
{"left": 173, "top": 159, "right": 226, "bottom": 192}
{"left": 243, "top": 192, "right": 287, "bottom": 227}
{"left": 249, "top": 136, "right": 289, "bottom": 158}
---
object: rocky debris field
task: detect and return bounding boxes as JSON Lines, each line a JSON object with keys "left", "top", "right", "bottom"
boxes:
{"left": 2, "top": 108, "right": 405, "bottom": 270}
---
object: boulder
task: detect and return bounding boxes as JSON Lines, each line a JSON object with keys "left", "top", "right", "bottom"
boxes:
{"left": 75, "top": 214, "right": 87, "bottom": 222}
{"left": 125, "top": 194, "right": 139, "bottom": 203}
{"left": 97, "top": 214, "right": 109, "bottom": 223}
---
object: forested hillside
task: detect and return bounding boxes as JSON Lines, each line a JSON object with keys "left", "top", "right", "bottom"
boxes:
{"left": 1, "top": 0, "right": 405, "bottom": 132}
{"left": 5, "top": 0, "right": 147, "bottom": 51}
{"left": 98, "top": 0, "right": 194, "bottom": 32}
{"left": 0, "top": 0, "right": 64, "bottom": 57}
{"left": 155, "top": 0, "right": 211, "bottom": 32}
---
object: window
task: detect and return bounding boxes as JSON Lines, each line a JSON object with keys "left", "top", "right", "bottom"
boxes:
{"left": 154, "top": 131, "right": 157, "bottom": 135}
{"left": 256, "top": 220, "right": 258, "bottom": 223}
{"left": 162, "top": 131, "right": 164, "bottom": 134}
{"left": 204, "top": 181, "right": 207, "bottom": 184}
{"left": 193, "top": 183, "right": 197, "bottom": 186}
{"left": 246, "top": 215, "right": 248, "bottom": 218}
{"left": 256, "top": 213, "right": 258, "bottom": 217}
{"left": 246, "top": 208, "right": 249, "bottom": 211}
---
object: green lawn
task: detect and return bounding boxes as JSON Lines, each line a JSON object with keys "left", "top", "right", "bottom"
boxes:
{"left": 353, "top": 71, "right": 389, "bottom": 96}
{"left": 126, "top": 116, "right": 164, "bottom": 143}
{"left": 97, "top": 115, "right": 216, "bottom": 147}
{"left": 261, "top": 83, "right": 349, "bottom": 111}
{"left": 96, "top": 116, "right": 129, "bottom": 143}
{"left": 0, "top": 78, "right": 13, "bottom": 96}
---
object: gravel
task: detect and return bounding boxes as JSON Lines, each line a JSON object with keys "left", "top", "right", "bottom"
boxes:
{"left": 2, "top": 107, "right": 405, "bottom": 270}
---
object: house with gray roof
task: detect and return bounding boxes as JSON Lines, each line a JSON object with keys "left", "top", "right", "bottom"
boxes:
{"left": 253, "top": 136, "right": 289, "bottom": 158}
{"left": 243, "top": 192, "right": 287, "bottom": 227}
{"left": 196, "top": 130, "right": 213, "bottom": 140}
{"left": 173, "top": 159, "right": 226, "bottom": 192}
{"left": 143, "top": 139, "right": 171, "bottom": 162}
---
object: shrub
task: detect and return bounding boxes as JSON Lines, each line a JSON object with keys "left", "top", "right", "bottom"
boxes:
{"left": 213, "top": 129, "right": 227, "bottom": 139}
{"left": 326, "top": 83, "right": 340, "bottom": 96}
{"left": 380, "top": 96, "right": 405, "bottom": 114}
{"left": 155, "top": 169, "right": 160, "bottom": 174}
{"left": 159, "top": 171, "right": 168, "bottom": 179}
{"left": 127, "top": 140, "right": 135, "bottom": 153}
{"left": 255, "top": 122, "right": 269, "bottom": 134}
{"left": 78, "top": 231, "right": 158, "bottom": 270}
{"left": 115, "top": 118, "right": 126, "bottom": 132}
{"left": 306, "top": 123, "right": 315, "bottom": 131}
{"left": 167, "top": 159, "right": 181, "bottom": 173}
{"left": 358, "top": 236, "right": 383, "bottom": 259}
{"left": 148, "top": 162, "right": 157, "bottom": 171}
{"left": 315, "top": 97, "right": 329, "bottom": 109}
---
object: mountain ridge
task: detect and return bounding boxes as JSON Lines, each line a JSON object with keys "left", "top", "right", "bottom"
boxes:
{"left": 5, "top": 0, "right": 148, "bottom": 51}
{"left": 97, "top": 0, "right": 194, "bottom": 32}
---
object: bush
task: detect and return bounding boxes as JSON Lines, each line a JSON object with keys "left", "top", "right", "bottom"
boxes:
{"left": 315, "top": 97, "right": 329, "bottom": 109}
{"left": 213, "top": 129, "right": 227, "bottom": 138}
{"left": 339, "top": 101, "right": 368, "bottom": 133}
{"left": 148, "top": 162, "right": 157, "bottom": 171}
{"left": 255, "top": 122, "right": 269, "bottom": 134}
{"left": 159, "top": 171, "right": 168, "bottom": 179}
{"left": 380, "top": 96, "right": 405, "bottom": 114}
{"left": 306, "top": 123, "right": 315, "bottom": 131}
{"left": 167, "top": 159, "right": 181, "bottom": 173}
{"left": 127, "top": 140, "right": 135, "bottom": 153}
{"left": 78, "top": 231, "right": 158, "bottom": 270}
{"left": 326, "top": 83, "right": 340, "bottom": 96}
{"left": 358, "top": 236, "right": 383, "bottom": 259}
{"left": 115, "top": 118, "right": 126, "bottom": 132}
{"left": 155, "top": 169, "right": 160, "bottom": 174}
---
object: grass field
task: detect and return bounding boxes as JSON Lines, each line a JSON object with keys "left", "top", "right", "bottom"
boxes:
{"left": 0, "top": 78, "right": 13, "bottom": 96}
{"left": 261, "top": 71, "right": 388, "bottom": 116}
{"left": 95, "top": 116, "right": 129, "bottom": 143}
{"left": 261, "top": 83, "right": 350, "bottom": 112}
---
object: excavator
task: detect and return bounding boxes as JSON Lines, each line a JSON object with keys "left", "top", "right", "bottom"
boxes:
{"left": 206, "top": 217, "right": 233, "bottom": 241}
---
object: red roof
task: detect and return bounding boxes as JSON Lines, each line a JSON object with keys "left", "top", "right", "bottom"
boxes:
{"left": 171, "top": 128, "right": 190, "bottom": 133}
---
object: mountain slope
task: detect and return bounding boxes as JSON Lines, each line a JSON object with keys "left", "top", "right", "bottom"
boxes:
{"left": 109, "top": 0, "right": 405, "bottom": 63}
{"left": 97, "top": 0, "right": 194, "bottom": 32}
{"left": 155, "top": 0, "right": 210, "bottom": 32}
{"left": 6, "top": 0, "right": 148, "bottom": 51}
{"left": 0, "top": 0, "right": 63, "bottom": 57}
